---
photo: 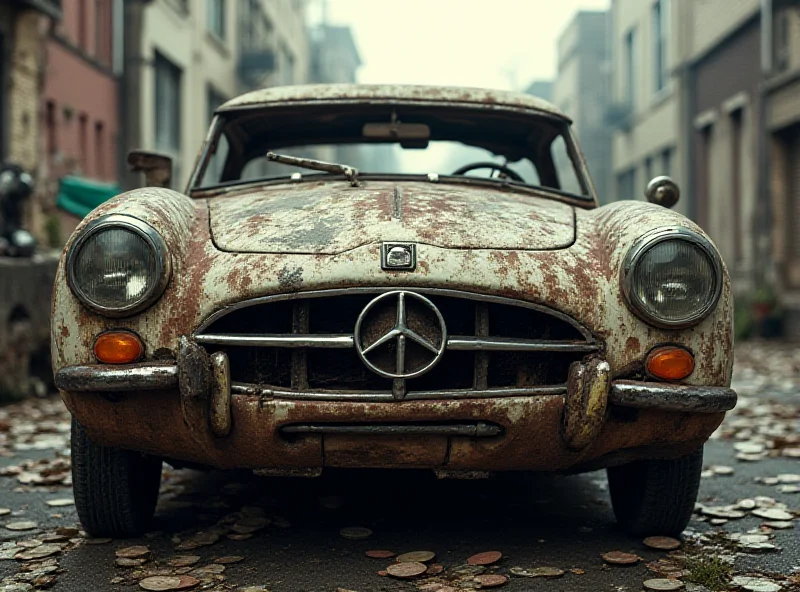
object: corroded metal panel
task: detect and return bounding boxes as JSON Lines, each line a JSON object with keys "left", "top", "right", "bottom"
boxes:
{"left": 208, "top": 182, "right": 576, "bottom": 254}
{"left": 217, "top": 83, "right": 569, "bottom": 120}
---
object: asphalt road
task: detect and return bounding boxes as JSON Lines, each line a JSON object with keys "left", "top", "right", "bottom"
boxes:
{"left": 0, "top": 346, "right": 796, "bottom": 592}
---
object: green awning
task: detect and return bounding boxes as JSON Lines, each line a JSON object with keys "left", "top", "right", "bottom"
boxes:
{"left": 56, "top": 176, "right": 120, "bottom": 218}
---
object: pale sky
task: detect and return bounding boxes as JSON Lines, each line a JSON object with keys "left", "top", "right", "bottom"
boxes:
{"left": 307, "top": 0, "right": 611, "bottom": 91}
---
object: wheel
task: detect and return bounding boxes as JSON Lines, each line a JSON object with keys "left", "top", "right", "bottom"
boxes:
{"left": 71, "top": 419, "right": 162, "bottom": 537}
{"left": 607, "top": 447, "right": 703, "bottom": 536}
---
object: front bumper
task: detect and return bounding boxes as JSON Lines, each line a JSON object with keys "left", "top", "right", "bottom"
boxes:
{"left": 55, "top": 353, "right": 736, "bottom": 473}
{"left": 55, "top": 362, "right": 737, "bottom": 414}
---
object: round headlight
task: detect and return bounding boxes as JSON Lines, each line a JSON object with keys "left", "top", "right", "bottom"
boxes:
{"left": 67, "top": 215, "right": 170, "bottom": 316}
{"left": 622, "top": 228, "right": 723, "bottom": 328}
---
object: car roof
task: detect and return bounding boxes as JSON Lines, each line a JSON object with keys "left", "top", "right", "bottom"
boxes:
{"left": 217, "top": 83, "right": 570, "bottom": 122}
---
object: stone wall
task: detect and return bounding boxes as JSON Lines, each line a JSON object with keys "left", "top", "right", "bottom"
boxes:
{"left": 0, "top": 254, "right": 59, "bottom": 398}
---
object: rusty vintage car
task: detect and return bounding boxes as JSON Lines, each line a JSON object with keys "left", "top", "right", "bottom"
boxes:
{"left": 52, "top": 84, "right": 736, "bottom": 538}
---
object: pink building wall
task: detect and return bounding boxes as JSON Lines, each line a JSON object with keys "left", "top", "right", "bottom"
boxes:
{"left": 43, "top": 0, "right": 117, "bottom": 184}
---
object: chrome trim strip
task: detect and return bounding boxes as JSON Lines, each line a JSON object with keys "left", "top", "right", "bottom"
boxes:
{"left": 55, "top": 363, "right": 178, "bottom": 392}
{"left": 193, "top": 286, "right": 595, "bottom": 341}
{"left": 231, "top": 382, "right": 567, "bottom": 402}
{"left": 65, "top": 214, "right": 172, "bottom": 318}
{"left": 194, "top": 334, "right": 355, "bottom": 348}
{"left": 609, "top": 380, "right": 737, "bottom": 413}
{"left": 447, "top": 337, "right": 600, "bottom": 352}
{"left": 620, "top": 227, "right": 724, "bottom": 329}
{"left": 281, "top": 422, "right": 503, "bottom": 437}
{"left": 193, "top": 333, "right": 598, "bottom": 352}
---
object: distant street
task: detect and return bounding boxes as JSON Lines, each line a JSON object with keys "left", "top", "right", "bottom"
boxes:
{"left": 0, "top": 343, "right": 796, "bottom": 592}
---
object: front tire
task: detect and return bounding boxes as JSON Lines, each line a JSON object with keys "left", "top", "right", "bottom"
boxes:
{"left": 71, "top": 419, "right": 162, "bottom": 537}
{"left": 607, "top": 448, "right": 703, "bottom": 536}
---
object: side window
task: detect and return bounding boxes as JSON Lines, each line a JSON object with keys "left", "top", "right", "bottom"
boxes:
{"left": 550, "top": 135, "right": 584, "bottom": 195}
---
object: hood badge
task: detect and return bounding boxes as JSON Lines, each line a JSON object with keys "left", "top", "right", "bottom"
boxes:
{"left": 381, "top": 242, "right": 416, "bottom": 271}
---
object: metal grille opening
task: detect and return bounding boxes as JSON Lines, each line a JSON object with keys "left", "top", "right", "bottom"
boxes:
{"left": 194, "top": 288, "right": 599, "bottom": 401}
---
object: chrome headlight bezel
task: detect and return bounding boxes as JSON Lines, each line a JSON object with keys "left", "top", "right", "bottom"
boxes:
{"left": 66, "top": 214, "right": 171, "bottom": 317}
{"left": 621, "top": 227, "right": 723, "bottom": 329}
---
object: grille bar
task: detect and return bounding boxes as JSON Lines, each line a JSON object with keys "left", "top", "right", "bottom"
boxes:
{"left": 231, "top": 382, "right": 567, "bottom": 402}
{"left": 195, "top": 333, "right": 599, "bottom": 353}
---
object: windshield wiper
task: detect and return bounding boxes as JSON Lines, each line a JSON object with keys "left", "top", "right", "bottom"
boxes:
{"left": 266, "top": 152, "right": 359, "bottom": 187}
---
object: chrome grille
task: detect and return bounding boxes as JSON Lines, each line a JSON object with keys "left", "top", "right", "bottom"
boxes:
{"left": 193, "top": 288, "right": 599, "bottom": 401}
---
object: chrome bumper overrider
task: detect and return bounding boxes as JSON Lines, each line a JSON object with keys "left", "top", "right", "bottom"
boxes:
{"left": 55, "top": 362, "right": 737, "bottom": 413}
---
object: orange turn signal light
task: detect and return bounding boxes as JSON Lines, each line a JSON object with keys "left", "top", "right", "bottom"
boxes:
{"left": 93, "top": 331, "right": 144, "bottom": 364}
{"left": 646, "top": 346, "right": 695, "bottom": 381}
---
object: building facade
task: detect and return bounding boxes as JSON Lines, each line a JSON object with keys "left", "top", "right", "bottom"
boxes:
{"left": 687, "top": 0, "right": 761, "bottom": 294}
{"left": 0, "top": 0, "right": 60, "bottom": 240}
{"left": 553, "top": 10, "right": 612, "bottom": 203}
{"left": 524, "top": 80, "right": 553, "bottom": 103}
{"left": 121, "top": 0, "right": 310, "bottom": 191}
{"left": 765, "top": 1, "right": 800, "bottom": 334}
{"left": 609, "top": 0, "right": 691, "bottom": 216}
{"left": 42, "top": 0, "right": 122, "bottom": 240}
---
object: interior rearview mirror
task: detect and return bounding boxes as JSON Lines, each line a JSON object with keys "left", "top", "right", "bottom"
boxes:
{"left": 128, "top": 150, "right": 173, "bottom": 189}
{"left": 362, "top": 122, "right": 431, "bottom": 149}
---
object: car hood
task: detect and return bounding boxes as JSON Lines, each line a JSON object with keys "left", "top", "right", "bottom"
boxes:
{"left": 208, "top": 181, "right": 575, "bottom": 254}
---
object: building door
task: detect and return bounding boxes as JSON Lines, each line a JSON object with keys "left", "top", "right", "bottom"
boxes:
{"left": 0, "top": 29, "right": 5, "bottom": 161}
{"left": 789, "top": 127, "right": 800, "bottom": 288}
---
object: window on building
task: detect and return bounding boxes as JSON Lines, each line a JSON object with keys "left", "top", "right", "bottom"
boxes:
{"left": 45, "top": 101, "right": 57, "bottom": 158}
{"left": 730, "top": 110, "right": 743, "bottom": 262}
{"left": 661, "top": 148, "right": 672, "bottom": 177}
{"left": 95, "top": 122, "right": 105, "bottom": 179}
{"left": 78, "top": 0, "right": 88, "bottom": 51}
{"left": 280, "top": 44, "right": 295, "bottom": 86}
{"left": 775, "top": 9, "right": 790, "bottom": 73}
{"left": 207, "top": 0, "right": 226, "bottom": 40}
{"left": 653, "top": 0, "right": 670, "bottom": 92}
{"left": 154, "top": 53, "right": 182, "bottom": 184}
{"left": 79, "top": 114, "right": 88, "bottom": 173}
{"left": 95, "top": 0, "right": 110, "bottom": 65}
{"left": 617, "top": 168, "right": 636, "bottom": 201}
{"left": 644, "top": 156, "right": 654, "bottom": 181}
{"left": 624, "top": 28, "right": 636, "bottom": 109}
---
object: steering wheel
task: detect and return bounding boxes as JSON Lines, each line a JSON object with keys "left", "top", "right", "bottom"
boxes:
{"left": 451, "top": 162, "right": 524, "bottom": 183}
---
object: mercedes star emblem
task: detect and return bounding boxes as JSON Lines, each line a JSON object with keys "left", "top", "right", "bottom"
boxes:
{"left": 354, "top": 291, "right": 447, "bottom": 379}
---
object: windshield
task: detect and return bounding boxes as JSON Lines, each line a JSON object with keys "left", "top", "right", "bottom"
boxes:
{"left": 191, "top": 104, "right": 592, "bottom": 201}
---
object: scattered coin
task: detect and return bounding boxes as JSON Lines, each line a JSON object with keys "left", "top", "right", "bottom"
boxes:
{"left": 738, "top": 499, "right": 757, "bottom": 510}
{"left": 570, "top": 568, "right": 586, "bottom": 575}
{"left": 643, "top": 537, "right": 681, "bottom": 551}
{"left": 227, "top": 533, "right": 252, "bottom": 541}
{"left": 117, "top": 557, "right": 148, "bottom": 567}
{"left": 452, "top": 564, "right": 487, "bottom": 577}
{"left": 710, "top": 465, "right": 734, "bottom": 475}
{"left": 734, "top": 442, "right": 766, "bottom": 454}
{"left": 0, "top": 509, "right": 11, "bottom": 517}
{"left": 474, "top": 574, "right": 508, "bottom": 588}
{"left": 386, "top": 561, "right": 427, "bottom": 578}
{"left": 213, "top": 556, "right": 244, "bottom": 564}
{"left": 169, "top": 556, "right": 201, "bottom": 567}
{"left": 84, "top": 537, "right": 112, "bottom": 545}
{"left": 14, "top": 544, "right": 61, "bottom": 560}
{"left": 116, "top": 546, "right": 150, "bottom": 559}
{"left": 397, "top": 551, "right": 436, "bottom": 563}
{"left": 377, "top": 570, "right": 388, "bottom": 577}
{"left": 731, "top": 576, "right": 782, "bottom": 592}
{"left": 778, "top": 485, "right": 800, "bottom": 494}
{"left": 190, "top": 563, "right": 225, "bottom": 575}
{"left": 339, "top": 526, "right": 372, "bottom": 540}
{"left": 601, "top": 551, "right": 641, "bottom": 565}
{"left": 365, "top": 550, "right": 396, "bottom": 559}
{"left": 752, "top": 508, "right": 793, "bottom": 521}
{"left": 700, "top": 507, "right": 746, "bottom": 519}
{"left": 45, "top": 499, "right": 74, "bottom": 507}
{"left": 140, "top": 575, "right": 185, "bottom": 590}
{"left": 763, "top": 521, "right": 794, "bottom": 529}
{"left": 15, "top": 539, "right": 42, "bottom": 549}
{"left": 510, "top": 566, "right": 564, "bottom": 578}
{"left": 55, "top": 527, "right": 79, "bottom": 537}
{"left": 778, "top": 474, "right": 800, "bottom": 483}
{"left": 467, "top": 551, "right": 502, "bottom": 566}
{"left": 643, "top": 579, "right": 685, "bottom": 591}
{"left": 5, "top": 521, "right": 37, "bottom": 531}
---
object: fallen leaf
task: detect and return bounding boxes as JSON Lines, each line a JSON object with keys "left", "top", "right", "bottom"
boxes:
{"left": 116, "top": 546, "right": 150, "bottom": 559}
{"left": 643, "top": 537, "right": 681, "bottom": 551}
{"left": 5, "top": 521, "right": 37, "bottom": 531}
